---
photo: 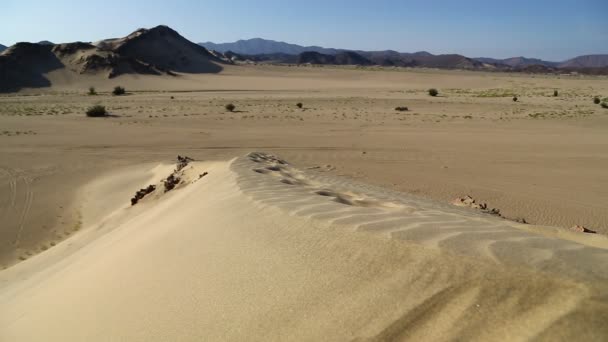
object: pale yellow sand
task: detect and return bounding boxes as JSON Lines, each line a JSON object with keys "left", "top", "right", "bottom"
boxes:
{"left": 1, "top": 66, "right": 608, "bottom": 269}
{"left": 0, "top": 154, "right": 607, "bottom": 341}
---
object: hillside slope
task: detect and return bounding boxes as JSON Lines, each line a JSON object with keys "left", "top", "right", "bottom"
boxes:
{"left": 0, "top": 26, "right": 225, "bottom": 92}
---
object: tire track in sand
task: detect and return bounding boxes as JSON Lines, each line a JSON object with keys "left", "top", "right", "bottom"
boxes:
{"left": 15, "top": 175, "right": 33, "bottom": 246}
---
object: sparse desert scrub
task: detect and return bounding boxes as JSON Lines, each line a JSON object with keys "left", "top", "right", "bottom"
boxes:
{"left": 88, "top": 86, "right": 97, "bottom": 95}
{"left": 394, "top": 106, "right": 408, "bottom": 111}
{"left": 225, "top": 103, "right": 235, "bottom": 112}
{"left": 554, "top": 90, "right": 558, "bottom": 97}
{"left": 112, "top": 86, "right": 126, "bottom": 96}
{"left": 296, "top": 102, "right": 303, "bottom": 108}
{"left": 86, "top": 105, "right": 107, "bottom": 117}
{"left": 513, "top": 96, "right": 518, "bottom": 102}
{"left": 594, "top": 97, "right": 601, "bottom": 104}
{"left": 428, "top": 88, "right": 438, "bottom": 97}
{"left": 601, "top": 102, "right": 608, "bottom": 109}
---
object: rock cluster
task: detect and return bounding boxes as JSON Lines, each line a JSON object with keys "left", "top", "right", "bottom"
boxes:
{"left": 176, "top": 155, "right": 194, "bottom": 172}
{"left": 131, "top": 184, "right": 156, "bottom": 205}
{"left": 570, "top": 225, "right": 597, "bottom": 234}
{"left": 451, "top": 195, "right": 501, "bottom": 216}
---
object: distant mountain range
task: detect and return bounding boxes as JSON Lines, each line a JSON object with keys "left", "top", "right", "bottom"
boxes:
{"left": 474, "top": 55, "right": 608, "bottom": 69}
{"left": 2, "top": 27, "right": 607, "bottom": 93}
{"left": 200, "top": 38, "right": 608, "bottom": 70}
{"left": 474, "top": 57, "right": 558, "bottom": 68}
{"left": 200, "top": 38, "right": 340, "bottom": 55}
{"left": 0, "top": 44, "right": 6, "bottom": 53}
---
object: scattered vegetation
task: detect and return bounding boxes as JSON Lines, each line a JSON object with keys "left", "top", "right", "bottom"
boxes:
{"left": 553, "top": 90, "right": 558, "bottom": 97}
{"left": 594, "top": 97, "right": 601, "bottom": 104}
{"left": 394, "top": 106, "right": 409, "bottom": 111}
{"left": 85, "top": 105, "right": 107, "bottom": 117}
{"left": 225, "top": 103, "right": 236, "bottom": 112}
{"left": 513, "top": 96, "right": 518, "bottom": 102}
{"left": 296, "top": 102, "right": 303, "bottom": 109}
{"left": 602, "top": 102, "right": 608, "bottom": 109}
{"left": 112, "top": 86, "right": 126, "bottom": 96}
{"left": 170, "top": 96, "right": 175, "bottom": 100}
{"left": 88, "top": 86, "right": 97, "bottom": 95}
{"left": 428, "top": 88, "right": 439, "bottom": 97}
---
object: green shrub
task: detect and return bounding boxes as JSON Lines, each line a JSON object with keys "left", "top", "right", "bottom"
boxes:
{"left": 296, "top": 102, "right": 303, "bottom": 108}
{"left": 428, "top": 88, "right": 438, "bottom": 97}
{"left": 225, "top": 103, "right": 235, "bottom": 112}
{"left": 601, "top": 102, "right": 608, "bottom": 109}
{"left": 594, "top": 97, "right": 601, "bottom": 104}
{"left": 112, "top": 86, "right": 126, "bottom": 96}
{"left": 88, "top": 86, "right": 97, "bottom": 95}
{"left": 86, "top": 105, "right": 107, "bottom": 117}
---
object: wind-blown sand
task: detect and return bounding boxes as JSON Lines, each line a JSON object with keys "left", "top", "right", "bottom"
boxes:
{"left": 1, "top": 65, "right": 608, "bottom": 340}
{"left": 0, "top": 153, "right": 607, "bottom": 341}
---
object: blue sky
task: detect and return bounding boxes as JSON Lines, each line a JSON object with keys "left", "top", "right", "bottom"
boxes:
{"left": 1, "top": 0, "right": 606, "bottom": 60}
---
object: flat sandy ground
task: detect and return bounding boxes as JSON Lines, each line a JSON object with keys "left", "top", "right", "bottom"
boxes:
{"left": 1, "top": 65, "right": 608, "bottom": 340}
{"left": 1, "top": 65, "right": 607, "bottom": 268}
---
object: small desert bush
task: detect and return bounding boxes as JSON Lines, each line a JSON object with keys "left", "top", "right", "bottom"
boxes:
{"left": 601, "top": 102, "right": 608, "bottom": 109}
{"left": 88, "top": 86, "right": 97, "bottom": 95}
{"left": 428, "top": 88, "right": 438, "bottom": 97}
{"left": 296, "top": 102, "right": 303, "bottom": 109}
{"left": 513, "top": 96, "right": 518, "bottom": 102}
{"left": 112, "top": 86, "right": 126, "bottom": 96}
{"left": 225, "top": 103, "right": 235, "bottom": 112}
{"left": 86, "top": 105, "right": 107, "bottom": 117}
{"left": 553, "top": 90, "right": 558, "bottom": 97}
{"left": 594, "top": 97, "right": 601, "bottom": 104}
{"left": 394, "top": 106, "right": 409, "bottom": 111}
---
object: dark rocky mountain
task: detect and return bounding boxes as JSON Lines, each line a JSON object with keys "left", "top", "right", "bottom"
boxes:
{"left": 99, "top": 25, "right": 224, "bottom": 73}
{"left": 200, "top": 38, "right": 340, "bottom": 55}
{"left": 558, "top": 55, "right": 608, "bottom": 68}
{"left": 0, "top": 43, "right": 63, "bottom": 92}
{"left": 367, "top": 51, "right": 484, "bottom": 68}
{"left": 0, "top": 44, "right": 6, "bottom": 53}
{"left": 37, "top": 40, "right": 55, "bottom": 45}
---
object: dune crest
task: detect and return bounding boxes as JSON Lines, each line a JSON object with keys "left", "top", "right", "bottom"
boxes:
{"left": 0, "top": 153, "right": 607, "bottom": 341}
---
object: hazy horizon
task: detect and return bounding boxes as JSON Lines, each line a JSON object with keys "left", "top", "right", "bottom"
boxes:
{"left": 2, "top": 0, "right": 607, "bottom": 61}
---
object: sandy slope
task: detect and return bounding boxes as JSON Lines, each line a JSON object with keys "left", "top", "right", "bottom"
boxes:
{"left": 0, "top": 153, "right": 606, "bottom": 341}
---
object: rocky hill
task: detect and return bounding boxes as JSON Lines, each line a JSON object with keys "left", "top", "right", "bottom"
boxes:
{"left": 558, "top": 55, "right": 608, "bottom": 68}
{"left": 0, "top": 25, "right": 226, "bottom": 92}
{"left": 99, "top": 25, "right": 223, "bottom": 73}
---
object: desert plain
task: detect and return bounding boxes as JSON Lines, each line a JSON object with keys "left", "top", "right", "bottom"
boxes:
{"left": 1, "top": 63, "right": 608, "bottom": 340}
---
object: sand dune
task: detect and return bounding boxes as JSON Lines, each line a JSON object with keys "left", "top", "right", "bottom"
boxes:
{"left": 1, "top": 153, "right": 606, "bottom": 341}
